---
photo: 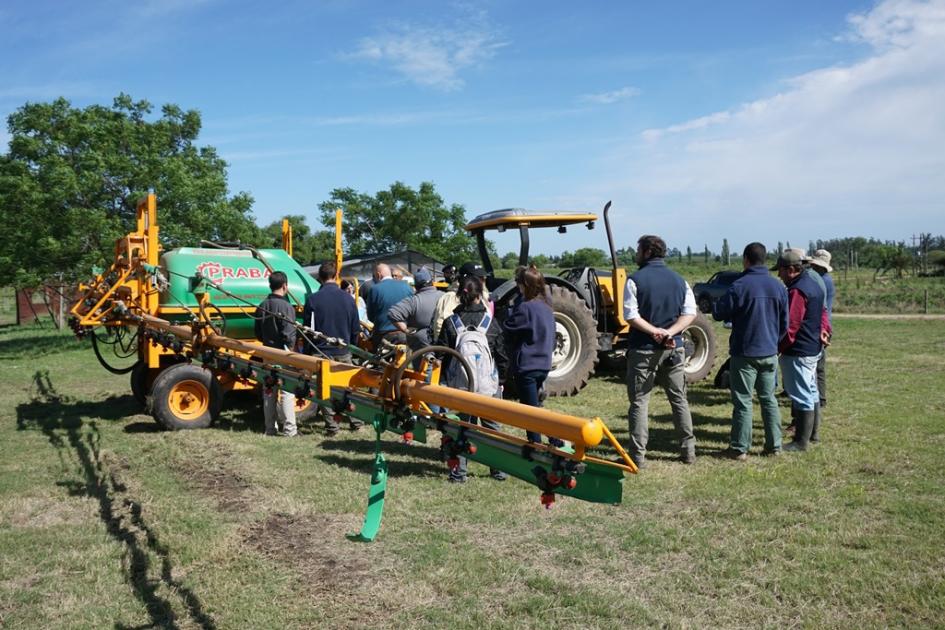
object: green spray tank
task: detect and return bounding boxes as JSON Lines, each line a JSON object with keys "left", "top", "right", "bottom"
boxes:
{"left": 159, "top": 246, "right": 319, "bottom": 339}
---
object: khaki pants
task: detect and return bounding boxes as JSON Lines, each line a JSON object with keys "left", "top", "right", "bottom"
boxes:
{"left": 626, "top": 347, "right": 694, "bottom": 462}
{"left": 263, "top": 387, "right": 297, "bottom": 436}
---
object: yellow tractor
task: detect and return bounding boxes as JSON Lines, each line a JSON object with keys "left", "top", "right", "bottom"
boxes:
{"left": 465, "top": 202, "right": 717, "bottom": 397}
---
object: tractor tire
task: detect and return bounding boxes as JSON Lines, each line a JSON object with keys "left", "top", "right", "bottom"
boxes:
{"left": 148, "top": 363, "right": 222, "bottom": 430}
{"left": 681, "top": 312, "right": 717, "bottom": 383}
{"left": 545, "top": 285, "right": 600, "bottom": 397}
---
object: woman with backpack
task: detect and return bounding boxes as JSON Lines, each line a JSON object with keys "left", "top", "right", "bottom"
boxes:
{"left": 435, "top": 275, "right": 509, "bottom": 483}
{"left": 504, "top": 265, "right": 561, "bottom": 446}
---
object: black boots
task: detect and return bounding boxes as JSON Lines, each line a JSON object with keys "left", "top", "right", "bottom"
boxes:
{"left": 810, "top": 404, "right": 822, "bottom": 443}
{"left": 784, "top": 406, "right": 817, "bottom": 452}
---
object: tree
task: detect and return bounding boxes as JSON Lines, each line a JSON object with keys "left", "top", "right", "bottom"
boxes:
{"left": 259, "top": 215, "right": 335, "bottom": 265}
{"left": 928, "top": 250, "right": 945, "bottom": 274}
{"left": 721, "top": 239, "right": 730, "bottom": 266}
{"left": 318, "top": 181, "right": 477, "bottom": 264}
{"left": 500, "top": 251, "right": 519, "bottom": 269}
{"left": 704, "top": 244, "right": 710, "bottom": 264}
{"left": 777, "top": 242, "right": 784, "bottom": 257}
{"left": 0, "top": 95, "right": 257, "bottom": 286}
{"left": 686, "top": 246, "right": 692, "bottom": 264}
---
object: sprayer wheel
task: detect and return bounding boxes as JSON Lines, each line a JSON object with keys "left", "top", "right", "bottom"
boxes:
{"left": 148, "top": 363, "right": 222, "bottom": 430}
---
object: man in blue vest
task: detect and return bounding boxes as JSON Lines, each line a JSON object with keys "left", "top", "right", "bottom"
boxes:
{"left": 623, "top": 235, "right": 698, "bottom": 468}
{"left": 713, "top": 243, "right": 789, "bottom": 460}
{"left": 777, "top": 249, "right": 832, "bottom": 451}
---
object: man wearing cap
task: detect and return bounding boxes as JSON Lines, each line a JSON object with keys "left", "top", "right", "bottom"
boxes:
{"left": 713, "top": 243, "right": 789, "bottom": 459}
{"left": 389, "top": 266, "right": 441, "bottom": 355}
{"left": 430, "top": 262, "right": 491, "bottom": 342}
{"left": 624, "top": 235, "right": 698, "bottom": 467}
{"left": 366, "top": 263, "right": 413, "bottom": 348}
{"left": 776, "top": 249, "right": 831, "bottom": 451}
{"left": 809, "top": 249, "right": 834, "bottom": 439}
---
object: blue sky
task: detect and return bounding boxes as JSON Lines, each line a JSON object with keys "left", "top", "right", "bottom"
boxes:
{"left": 2, "top": 0, "right": 944, "bottom": 258}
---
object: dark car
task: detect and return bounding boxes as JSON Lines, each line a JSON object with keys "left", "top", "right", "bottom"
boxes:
{"left": 693, "top": 271, "right": 742, "bottom": 313}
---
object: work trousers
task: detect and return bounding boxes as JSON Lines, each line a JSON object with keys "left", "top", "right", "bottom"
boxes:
{"left": 626, "top": 347, "right": 695, "bottom": 462}
{"left": 729, "top": 355, "right": 781, "bottom": 453}
{"left": 263, "top": 387, "right": 297, "bottom": 436}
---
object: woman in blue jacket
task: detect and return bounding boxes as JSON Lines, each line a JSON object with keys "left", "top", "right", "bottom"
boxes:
{"left": 504, "top": 266, "right": 560, "bottom": 445}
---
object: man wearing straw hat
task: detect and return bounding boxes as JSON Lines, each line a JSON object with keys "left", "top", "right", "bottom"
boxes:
{"left": 809, "top": 249, "right": 835, "bottom": 441}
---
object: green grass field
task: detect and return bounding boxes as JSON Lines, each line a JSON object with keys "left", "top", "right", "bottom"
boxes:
{"left": 1, "top": 318, "right": 944, "bottom": 628}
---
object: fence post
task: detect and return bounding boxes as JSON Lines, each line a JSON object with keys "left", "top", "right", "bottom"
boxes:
{"left": 925, "top": 289, "right": 929, "bottom": 315}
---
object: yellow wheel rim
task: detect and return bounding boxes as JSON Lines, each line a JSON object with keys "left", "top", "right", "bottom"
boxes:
{"left": 168, "top": 379, "right": 210, "bottom": 421}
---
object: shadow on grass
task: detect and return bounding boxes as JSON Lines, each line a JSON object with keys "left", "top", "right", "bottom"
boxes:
{"left": 0, "top": 332, "right": 86, "bottom": 360}
{"left": 16, "top": 370, "right": 217, "bottom": 630}
{"left": 315, "top": 438, "right": 445, "bottom": 478}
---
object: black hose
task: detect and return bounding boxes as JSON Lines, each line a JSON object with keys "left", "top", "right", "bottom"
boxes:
{"left": 391, "top": 345, "right": 474, "bottom": 402}
{"left": 91, "top": 331, "right": 138, "bottom": 374}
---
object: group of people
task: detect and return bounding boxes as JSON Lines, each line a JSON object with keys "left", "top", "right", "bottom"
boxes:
{"left": 254, "top": 238, "right": 835, "bottom": 477}
{"left": 623, "top": 235, "right": 834, "bottom": 468}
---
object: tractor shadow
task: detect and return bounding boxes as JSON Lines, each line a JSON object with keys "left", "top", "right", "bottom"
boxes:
{"left": 16, "top": 370, "right": 217, "bottom": 630}
{"left": 314, "top": 438, "right": 446, "bottom": 478}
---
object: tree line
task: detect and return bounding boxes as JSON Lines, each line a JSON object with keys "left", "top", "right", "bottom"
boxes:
{"left": 0, "top": 95, "right": 478, "bottom": 288}
{"left": 2, "top": 95, "right": 942, "bottom": 288}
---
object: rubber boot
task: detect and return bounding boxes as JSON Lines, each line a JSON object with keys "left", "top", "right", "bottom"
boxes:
{"left": 784, "top": 409, "right": 815, "bottom": 452}
{"left": 810, "top": 403, "right": 822, "bottom": 444}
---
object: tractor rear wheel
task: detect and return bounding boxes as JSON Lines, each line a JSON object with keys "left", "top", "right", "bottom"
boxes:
{"left": 148, "top": 363, "right": 222, "bottom": 430}
{"left": 681, "top": 312, "right": 717, "bottom": 383}
{"left": 545, "top": 285, "right": 600, "bottom": 397}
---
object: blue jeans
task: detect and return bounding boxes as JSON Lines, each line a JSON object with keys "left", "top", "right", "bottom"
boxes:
{"left": 779, "top": 353, "right": 820, "bottom": 411}
{"left": 514, "top": 370, "right": 551, "bottom": 443}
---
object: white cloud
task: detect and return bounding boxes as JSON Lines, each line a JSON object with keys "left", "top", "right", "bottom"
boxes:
{"left": 580, "top": 86, "right": 640, "bottom": 105}
{"left": 346, "top": 16, "right": 506, "bottom": 91}
{"left": 604, "top": 0, "right": 945, "bottom": 246}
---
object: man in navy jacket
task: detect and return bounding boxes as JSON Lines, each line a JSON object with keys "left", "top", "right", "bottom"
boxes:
{"left": 302, "top": 260, "right": 361, "bottom": 363}
{"left": 713, "top": 243, "right": 788, "bottom": 459}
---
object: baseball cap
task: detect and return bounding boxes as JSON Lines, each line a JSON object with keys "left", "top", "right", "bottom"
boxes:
{"left": 413, "top": 266, "right": 433, "bottom": 286}
{"left": 775, "top": 248, "right": 807, "bottom": 269}
{"left": 459, "top": 262, "right": 488, "bottom": 278}
{"left": 809, "top": 249, "right": 833, "bottom": 272}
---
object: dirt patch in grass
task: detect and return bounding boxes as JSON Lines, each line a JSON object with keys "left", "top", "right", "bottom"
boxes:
{"left": 175, "top": 448, "right": 254, "bottom": 514}
{"left": 242, "top": 511, "right": 421, "bottom": 627}
{"left": 244, "top": 512, "right": 370, "bottom": 590}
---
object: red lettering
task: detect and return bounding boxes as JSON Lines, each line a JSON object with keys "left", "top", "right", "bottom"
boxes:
{"left": 263, "top": 269, "right": 272, "bottom": 278}
{"left": 249, "top": 268, "right": 262, "bottom": 279}
{"left": 236, "top": 268, "right": 249, "bottom": 279}
{"left": 222, "top": 267, "right": 235, "bottom": 279}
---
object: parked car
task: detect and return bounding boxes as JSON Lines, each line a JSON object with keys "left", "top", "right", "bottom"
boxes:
{"left": 693, "top": 270, "right": 742, "bottom": 313}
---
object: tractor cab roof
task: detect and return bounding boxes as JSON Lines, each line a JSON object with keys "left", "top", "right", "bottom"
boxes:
{"left": 465, "top": 208, "right": 598, "bottom": 232}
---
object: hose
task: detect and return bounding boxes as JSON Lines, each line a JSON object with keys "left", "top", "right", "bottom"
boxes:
{"left": 91, "top": 330, "right": 138, "bottom": 374}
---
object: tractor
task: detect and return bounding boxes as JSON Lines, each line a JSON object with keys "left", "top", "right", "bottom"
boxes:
{"left": 465, "top": 202, "right": 717, "bottom": 397}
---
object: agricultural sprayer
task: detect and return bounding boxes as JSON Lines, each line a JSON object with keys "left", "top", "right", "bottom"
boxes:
{"left": 69, "top": 194, "right": 637, "bottom": 540}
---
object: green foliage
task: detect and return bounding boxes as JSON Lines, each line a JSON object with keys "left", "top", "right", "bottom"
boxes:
{"left": 928, "top": 250, "right": 945, "bottom": 273}
{"left": 558, "top": 247, "right": 609, "bottom": 268}
{"left": 317, "top": 181, "right": 477, "bottom": 264}
{"left": 259, "top": 215, "right": 335, "bottom": 266}
{"left": 0, "top": 95, "right": 257, "bottom": 287}
{"left": 499, "top": 251, "right": 519, "bottom": 269}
